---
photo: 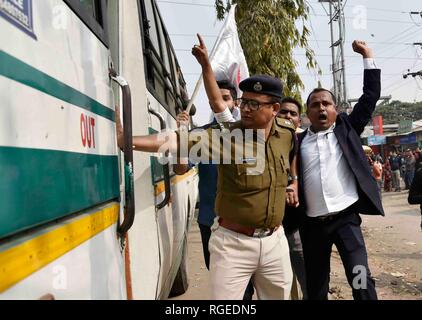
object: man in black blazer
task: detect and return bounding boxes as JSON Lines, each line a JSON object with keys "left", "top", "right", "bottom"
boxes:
{"left": 408, "top": 163, "right": 422, "bottom": 231}
{"left": 297, "top": 41, "right": 383, "bottom": 300}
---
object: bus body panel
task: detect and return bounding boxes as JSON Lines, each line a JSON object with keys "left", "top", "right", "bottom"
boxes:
{"left": 0, "top": 202, "right": 126, "bottom": 300}
{"left": 0, "top": 0, "right": 119, "bottom": 238}
{"left": 120, "top": 0, "right": 198, "bottom": 299}
{"left": 0, "top": 0, "right": 198, "bottom": 299}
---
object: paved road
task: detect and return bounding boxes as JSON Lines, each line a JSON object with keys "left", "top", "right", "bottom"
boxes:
{"left": 171, "top": 190, "right": 422, "bottom": 300}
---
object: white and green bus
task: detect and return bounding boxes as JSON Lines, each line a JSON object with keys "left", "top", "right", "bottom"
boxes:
{"left": 0, "top": 0, "right": 198, "bottom": 299}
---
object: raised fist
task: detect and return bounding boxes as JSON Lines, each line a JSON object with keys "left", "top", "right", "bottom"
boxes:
{"left": 352, "top": 40, "right": 374, "bottom": 58}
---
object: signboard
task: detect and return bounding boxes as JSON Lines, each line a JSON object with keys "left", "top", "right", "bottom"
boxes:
{"left": 392, "top": 137, "right": 401, "bottom": 145}
{"left": 368, "top": 135, "right": 386, "bottom": 146}
{"left": 398, "top": 119, "right": 413, "bottom": 135}
{"left": 0, "top": 0, "right": 36, "bottom": 39}
{"left": 399, "top": 133, "right": 417, "bottom": 145}
{"left": 372, "top": 115, "right": 384, "bottom": 135}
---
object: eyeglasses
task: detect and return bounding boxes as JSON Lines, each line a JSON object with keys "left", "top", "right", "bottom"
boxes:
{"left": 237, "top": 98, "right": 275, "bottom": 111}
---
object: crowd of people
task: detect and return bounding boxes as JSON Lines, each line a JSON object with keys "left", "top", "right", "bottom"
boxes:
{"left": 368, "top": 149, "right": 422, "bottom": 229}
{"left": 115, "top": 35, "right": 421, "bottom": 300}
{"left": 369, "top": 149, "right": 422, "bottom": 193}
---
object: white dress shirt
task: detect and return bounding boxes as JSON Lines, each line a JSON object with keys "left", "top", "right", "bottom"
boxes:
{"left": 301, "top": 58, "right": 377, "bottom": 217}
{"left": 301, "top": 125, "right": 359, "bottom": 217}
{"left": 214, "top": 106, "right": 239, "bottom": 123}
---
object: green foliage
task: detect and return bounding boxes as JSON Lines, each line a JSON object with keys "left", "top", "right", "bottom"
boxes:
{"left": 214, "top": 0, "right": 320, "bottom": 102}
{"left": 374, "top": 100, "right": 422, "bottom": 124}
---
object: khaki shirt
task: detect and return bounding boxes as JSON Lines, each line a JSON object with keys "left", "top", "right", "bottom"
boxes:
{"left": 176, "top": 117, "right": 296, "bottom": 228}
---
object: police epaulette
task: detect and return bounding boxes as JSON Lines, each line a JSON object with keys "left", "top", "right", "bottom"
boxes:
{"left": 275, "top": 117, "right": 296, "bottom": 131}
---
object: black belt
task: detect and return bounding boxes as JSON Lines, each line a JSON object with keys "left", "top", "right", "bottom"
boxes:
{"left": 309, "top": 203, "right": 357, "bottom": 222}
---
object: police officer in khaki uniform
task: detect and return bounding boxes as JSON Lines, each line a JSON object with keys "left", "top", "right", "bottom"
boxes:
{"left": 115, "top": 41, "right": 296, "bottom": 301}
{"left": 205, "top": 79, "right": 296, "bottom": 300}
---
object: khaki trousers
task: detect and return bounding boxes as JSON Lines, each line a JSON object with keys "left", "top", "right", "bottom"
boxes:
{"left": 209, "top": 224, "right": 293, "bottom": 300}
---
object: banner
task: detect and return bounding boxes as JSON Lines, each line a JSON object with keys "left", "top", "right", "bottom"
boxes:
{"left": 372, "top": 115, "right": 383, "bottom": 135}
{"left": 399, "top": 133, "right": 417, "bottom": 145}
{"left": 368, "top": 135, "right": 386, "bottom": 146}
{"left": 398, "top": 119, "right": 413, "bottom": 135}
{"left": 210, "top": 4, "right": 249, "bottom": 96}
{"left": 186, "top": 4, "right": 249, "bottom": 115}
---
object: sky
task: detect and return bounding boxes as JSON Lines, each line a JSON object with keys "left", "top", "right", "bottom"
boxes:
{"left": 156, "top": 0, "right": 422, "bottom": 126}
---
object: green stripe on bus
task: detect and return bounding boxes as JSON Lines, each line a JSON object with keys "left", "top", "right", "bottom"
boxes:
{"left": 0, "top": 50, "right": 115, "bottom": 122}
{"left": 0, "top": 147, "right": 120, "bottom": 239}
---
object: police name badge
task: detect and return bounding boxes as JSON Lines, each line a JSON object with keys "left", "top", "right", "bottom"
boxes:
{"left": 240, "top": 157, "right": 257, "bottom": 164}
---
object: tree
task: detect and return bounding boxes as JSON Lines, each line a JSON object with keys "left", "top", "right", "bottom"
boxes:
{"left": 374, "top": 100, "right": 422, "bottom": 124}
{"left": 214, "top": 0, "right": 320, "bottom": 102}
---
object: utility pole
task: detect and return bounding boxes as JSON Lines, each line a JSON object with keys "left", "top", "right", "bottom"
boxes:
{"left": 319, "top": 0, "right": 349, "bottom": 112}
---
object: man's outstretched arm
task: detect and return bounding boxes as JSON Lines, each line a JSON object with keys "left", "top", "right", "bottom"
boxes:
{"left": 115, "top": 105, "right": 178, "bottom": 153}
{"left": 192, "top": 34, "right": 233, "bottom": 119}
{"left": 348, "top": 40, "right": 381, "bottom": 135}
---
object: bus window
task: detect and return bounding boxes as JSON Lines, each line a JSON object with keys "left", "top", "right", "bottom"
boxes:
{"left": 157, "top": 21, "right": 171, "bottom": 79}
{"left": 141, "top": 0, "right": 188, "bottom": 119}
{"left": 144, "top": 0, "right": 160, "bottom": 55}
{"left": 64, "top": 0, "right": 108, "bottom": 46}
{"left": 170, "top": 51, "right": 180, "bottom": 97}
{"left": 79, "top": 0, "right": 103, "bottom": 25}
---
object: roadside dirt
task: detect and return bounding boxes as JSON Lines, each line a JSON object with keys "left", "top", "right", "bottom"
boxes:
{"left": 171, "top": 190, "right": 422, "bottom": 300}
{"left": 330, "top": 190, "right": 422, "bottom": 300}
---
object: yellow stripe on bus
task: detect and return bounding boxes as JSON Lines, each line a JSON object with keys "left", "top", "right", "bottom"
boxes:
{"left": 0, "top": 203, "right": 119, "bottom": 293}
{"left": 154, "top": 168, "right": 197, "bottom": 196}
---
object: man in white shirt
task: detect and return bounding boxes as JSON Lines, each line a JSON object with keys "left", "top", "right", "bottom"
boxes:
{"left": 297, "top": 41, "right": 384, "bottom": 300}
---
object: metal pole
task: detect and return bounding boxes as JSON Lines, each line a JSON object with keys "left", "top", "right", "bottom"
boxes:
{"left": 338, "top": 0, "right": 348, "bottom": 109}
{"left": 329, "top": 2, "right": 337, "bottom": 98}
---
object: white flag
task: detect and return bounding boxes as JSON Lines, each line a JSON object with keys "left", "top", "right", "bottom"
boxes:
{"left": 209, "top": 4, "right": 249, "bottom": 97}
{"left": 185, "top": 4, "right": 249, "bottom": 116}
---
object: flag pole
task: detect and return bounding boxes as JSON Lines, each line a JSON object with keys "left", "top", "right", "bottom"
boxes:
{"left": 185, "top": 5, "right": 237, "bottom": 115}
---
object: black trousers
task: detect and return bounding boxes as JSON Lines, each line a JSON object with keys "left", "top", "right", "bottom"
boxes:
{"left": 301, "top": 210, "right": 378, "bottom": 300}
{"left": 198, "top": 222, "right": 255, "bottom": 300}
